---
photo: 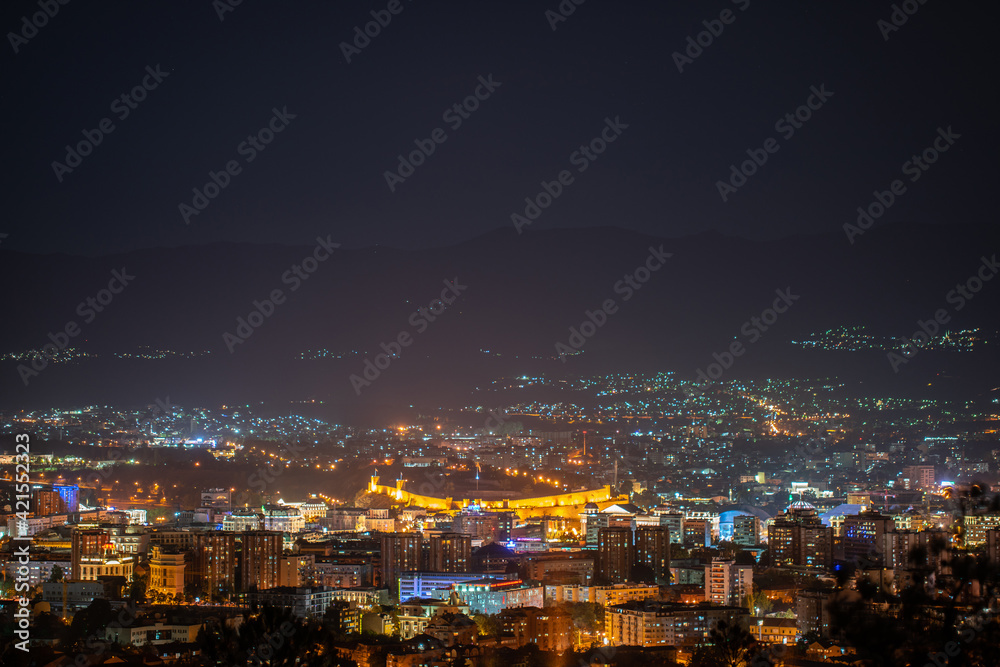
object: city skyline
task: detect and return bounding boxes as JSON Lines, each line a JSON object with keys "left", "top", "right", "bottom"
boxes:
{"left": 2, "top": 0, "right": 1000, "bottom": 665}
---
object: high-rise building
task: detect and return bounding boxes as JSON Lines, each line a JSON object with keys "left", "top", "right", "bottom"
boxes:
{"left": 634, "top": 526, "right": 671, "bottom": 581}
{"left": 428, "top": 533, "right": 471, "bottom": 572}
{"left": 496, "top": 511, "right": 517, "bottom": 542}
{"left": 605, "top": 601, "right": 748, "bottom": 647}
{"left": 683, "top": 519, "right": 711, "bottom": 548}
{"left": 279, "top": 555, "right": 317, "bottom": 587}
{"left": 597, "top": 527, "right": 634, "bottom": 583}
{"left": 189, "top": 530, "right": 281, "bottom": 594}
{"left": 882, "top": 529, "right": 949, "bottom": 571}
{"left": 32, "top": 489, "right": 63, "bottom": 516}
{"left": 768, "top": 502, "right": 832, "bottom": 570}
{"left": 583, "top": 503, "right": 603, "bottom": 547}
{"left": 71, "top": 528, "right": 111, "bottom": 580}
{"left": 190, "top": 533, "right": 237, "bottom": 594}
{"left": 453, "top": 512, "right": 499, "bottom": 543}
{"left": 901, "top": 465, "right": 935, "bottom": 490}
{"left": 704, "top": 558, "right": 752, "bottom": 607}
{"left": 53, "top": 484, "right": 79, "bottom": 513}
{"left": 657, "top": 511, "right": 684, "bottom": 546}
{"left": 986, "top": 529, "right": 1000, "bottom": 567}
{"left": 148, "top": 546, "right": 186, "bottom": 599}
{"left": 241, "top": 530, "right": 282, "bottom": 591}
{"left": 733, "top": 515, "right": 760, "bottom": 547}
{"left": 841, "top": 510, "right": 894, "bottom": 564}
{"left": 962, "top": 514, "right": 1000, "bottom": 547}
{"left": 796, "top": 588, "right": 833, "bottom": 638}
{"left": 381, "top": 533, "right": 423, "bottom": 591}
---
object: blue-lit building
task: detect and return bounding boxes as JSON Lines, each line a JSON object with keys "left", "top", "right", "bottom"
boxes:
{"left": 397, "top": 571, "right": 491, "bottom": 601}
{"left": 434, "top": 578, "right": 544, "bottom": 615}
{"left": 53, "top": 484, "right": 79, "bottom": 513}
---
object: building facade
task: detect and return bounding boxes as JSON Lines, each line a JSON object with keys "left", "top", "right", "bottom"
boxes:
{"left": 606, "top": 601, "right": 748, "bottom": 647}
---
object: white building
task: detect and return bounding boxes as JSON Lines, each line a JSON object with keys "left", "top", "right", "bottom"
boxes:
{"left": 704, "top": 558, "right": 753, "bottom": 607}
{"left": 264, "top": 506, "right": 305, "bottom": 533}
{"left": 223, "top": 510, "right": 264, "bottom": 532}
{"left": 5, "top": 560, "right": 69, "bottom": 587}
{"left": 42, "top": 581, "right": 105, "bottom": 612}
{"left": 106, "top": 622, "right": 202, "bottom": 646}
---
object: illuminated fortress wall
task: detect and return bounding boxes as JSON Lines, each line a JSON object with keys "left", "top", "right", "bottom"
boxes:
{"left": 367, "top": 476, "right": 625, "bottom": 519}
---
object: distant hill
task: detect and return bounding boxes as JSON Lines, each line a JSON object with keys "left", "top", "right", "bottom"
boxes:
{"left": 1, "top": 222, "right": 997, "bottom": 422}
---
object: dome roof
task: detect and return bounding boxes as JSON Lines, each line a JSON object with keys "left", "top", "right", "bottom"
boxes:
{"left": 787, "top": 500, "right": 816, "bottom": 511}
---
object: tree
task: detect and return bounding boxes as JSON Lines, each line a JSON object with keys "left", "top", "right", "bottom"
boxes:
{"left": 670, "top": 546, "right": 691, "bottom": 559}
{"left": 473, "top": 613, "right": 502, "bottom": 644}
{"left": 68, "top": 598, "right": 116, "bottom": 648}
{"left": 631, "top": 489, "right": 660, "bottom": 510}
{"left": 742, "top": 587, "right": 771, "bottom": 616}
{"left": 567, "top": 602, "right": 601, "bottom": 634}
{"left": 826, "top": 483, "right": 1000, "bottom": 666}
{"left": 629, "top": 562, "right": 657, "bottom": 584}
{"left": 47, "top": 565, "right": 65, "bottom": 583}
{"left": 690, "top": 619, "right": 768, "bottom": 667}
{"left": 199, "top": 604, "right": 333, "bottom": 666}
{"left": 128, "top": 573, "right": 148, "bottom": 603}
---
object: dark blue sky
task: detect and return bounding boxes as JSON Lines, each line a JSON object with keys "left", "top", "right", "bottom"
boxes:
{"left": 2, "top": 0, "right": 997, "bottom": 255}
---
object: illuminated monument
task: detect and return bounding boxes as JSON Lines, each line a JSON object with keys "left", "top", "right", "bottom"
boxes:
{"left": 367, "top": 475, "right": 625, "bottom": 520}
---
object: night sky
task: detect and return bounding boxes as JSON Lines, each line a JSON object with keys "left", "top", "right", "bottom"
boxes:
{"left": 3, "top": 0, "right": 997, "bottom": 257}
